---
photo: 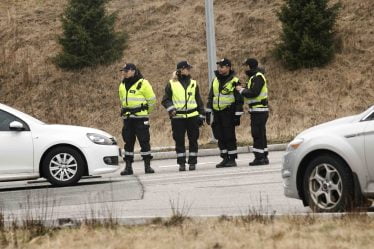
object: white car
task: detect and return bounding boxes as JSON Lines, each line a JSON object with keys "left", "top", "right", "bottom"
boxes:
{"left": 0, "top": 103, "right": 121, "bottom": 186}
{"left": 282, "top": 105, "right": 374, "bottom": 212}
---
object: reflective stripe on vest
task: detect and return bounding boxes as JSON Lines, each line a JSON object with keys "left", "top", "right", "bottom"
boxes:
{"left": 170, "top": 79, "right": 199, "bottom": 118}
{"left": 246, "top": 72, "right": 268, "bottom": 112}
{"left": 212, "top": 77, "right": 239, "bottom": 111}
{"left": 119, "top": 79, "right": 149, "bottom": 117}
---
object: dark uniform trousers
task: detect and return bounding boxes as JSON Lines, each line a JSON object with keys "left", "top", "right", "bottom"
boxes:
{"left": 250, "top": 112, "right": 268, "bottom": 159}
{"left": 171, "top": 116, "right": 199, "bottom": 165}
{"left": 122, "top": 118, "right": 152, "bottom": 163}
{"left": 212, "top": 109, "right": 237, "bottom": 158}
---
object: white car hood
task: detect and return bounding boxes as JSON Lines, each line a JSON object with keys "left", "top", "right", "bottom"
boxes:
{"left": 39, "top": 124, "right": 112, "bottom": 137}
{"left": 298, "top": 115, "right": 359, "bottom": 138}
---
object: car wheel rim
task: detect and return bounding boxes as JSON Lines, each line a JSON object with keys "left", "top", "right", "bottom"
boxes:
{"left": 49, "top": 153, "right": 78, "bottom": 182}
{"left": 309, "top": 163, "right": 342, "bottom": 210}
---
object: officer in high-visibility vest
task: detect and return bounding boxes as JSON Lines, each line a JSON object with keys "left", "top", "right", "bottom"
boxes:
{"left": 236, "top": 58, "right": 269, "bottom": 166}
{"left": 206, "top": 58, "right": 244, "bottom": 168}
{"left": 162, "top": 61, "right": 205, "bottom": 171}
{"left": 119, "top": 63, "right": 156, "bottom": 175}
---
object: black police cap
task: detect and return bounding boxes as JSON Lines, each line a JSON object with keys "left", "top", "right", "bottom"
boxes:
{"left": 120, "top": 63, "right": 137, "bottom": 71}
{"left": 176, "top": 61, "right": 192, "bottom": 70}
{"left": 216, "top": 58, "right": 232, "bottom": 67}
{"left": 243, "top": 58, "right": 258, "bottom": 69}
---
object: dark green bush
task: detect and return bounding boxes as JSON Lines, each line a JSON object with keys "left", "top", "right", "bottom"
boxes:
{"left": 275, "top": 0, "right": 341, "bottom": 70}
{"left": 54, "top": 0, "right": 127, "bottom": 69}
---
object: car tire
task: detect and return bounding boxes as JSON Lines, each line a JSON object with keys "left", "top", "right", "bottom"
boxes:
{"left": 42, "top": 146, "right": 85, "bottom": 187}
{"left": 303, "top": 154, "right": 354, "bottom": 212}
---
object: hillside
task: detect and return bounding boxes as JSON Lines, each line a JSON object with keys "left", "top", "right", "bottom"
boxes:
{"left": 0, "top": 0, "right": 373, "bottom": 147}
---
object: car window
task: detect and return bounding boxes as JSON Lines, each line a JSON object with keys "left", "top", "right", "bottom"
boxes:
{"left": 0, "top": 110, "right": 30, "bottom": 131}
{"left": 362, "top": 112, "right": 374, "bottom": 122}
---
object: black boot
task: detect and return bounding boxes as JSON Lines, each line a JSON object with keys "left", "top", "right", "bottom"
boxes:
{"left": 224, "top": 155, "right": 237, "bottom": 167}
{"left": 144, "top": 158, "right": 155, "bottom": 174}
{"left": 179, "top": 164, "right": 186, "bottom": 171}
{"left": 249, "top": 158, "right": 268, "bottom": 166}
{"left": 216, "top": 155, "right": 229, "bottom": 168}
{"left": 120, "top": 160, "right": 133, "bottom": 175}
{"left": 189, "top": 164, "right": 196, "bottom": 171}
{"left": 264, "top": 151, "right": 269, "bottom": 164}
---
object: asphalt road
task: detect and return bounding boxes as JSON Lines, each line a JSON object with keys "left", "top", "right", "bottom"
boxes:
{"left": 0, "top": 151, "right": 309, "bottom": 223}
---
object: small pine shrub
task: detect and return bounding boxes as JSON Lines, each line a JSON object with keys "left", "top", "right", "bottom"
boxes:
{"left": 275, "top": 0, "right": 341, "bottom": 69}
{"left": 54, "top": 0, "right": 127, "bottom": 69}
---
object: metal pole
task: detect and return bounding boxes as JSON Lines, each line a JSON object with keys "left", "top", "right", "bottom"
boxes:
{"left": 205, "top": 0, "right": 217, "bottom": 85}
{"left": 205, "top": 0, "right": 217, "bottom": 143}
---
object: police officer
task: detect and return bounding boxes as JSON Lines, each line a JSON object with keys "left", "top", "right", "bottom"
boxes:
{"left": 236, "top": 58, "right": 269, "bottom": 166}
{"left": 206, "top": 58, "right": 244, "bottom": 168}
{"left": 119, "top": 63, "right": 156, "bottom": 175}
{"left": 162, "top": 61, "right": 205, "bottom": 171}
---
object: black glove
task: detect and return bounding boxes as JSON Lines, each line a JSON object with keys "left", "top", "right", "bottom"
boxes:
{"left": 234, "top": 115, "right": 241, "bottom": 126}
{"left": 198, "top": 116, "right": 205, "bottom": 127}
{"left": 141, "top": 103, "right": 149, "bottom": 110}
{"left": 205, "top": 112, "right": 212, "bottom": 125}
{"left": 120, "top": 108, "right": 125, "bottom": 117}
{"left": 168, "top": 109, "right": 176, "bottom": 118}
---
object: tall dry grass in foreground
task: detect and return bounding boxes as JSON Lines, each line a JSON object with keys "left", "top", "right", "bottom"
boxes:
{"left": 1, "top": 215, "right": 373, "bottom": 249}
{"left": 1, "top": 0, "right": 373, "bottom": 148}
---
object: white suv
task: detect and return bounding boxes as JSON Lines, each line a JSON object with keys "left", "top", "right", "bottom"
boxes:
{"left": 0, "top": 103, "right": 121, "bottom": 186}
{"left": 282, "top": 105, "right": 374, "bottom": 212}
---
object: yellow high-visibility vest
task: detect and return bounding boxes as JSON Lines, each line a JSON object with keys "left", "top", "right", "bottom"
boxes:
{"left": 170, "top": 79, "right": 199, "bottom": 118}
{"left": 212, "top": 76, "right": 239, "bottom": 111}
{"left": 246, "top": 72, "right": 268, "bottom": 112}
{"left": 119, "top": 79, "right": 156, "bottom": 117}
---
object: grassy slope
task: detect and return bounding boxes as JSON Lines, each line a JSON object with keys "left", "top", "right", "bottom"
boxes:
{"left": 0, "top": 0, "right": 373, "bottom": 147}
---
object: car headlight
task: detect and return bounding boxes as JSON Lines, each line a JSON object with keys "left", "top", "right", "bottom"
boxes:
{"left": 87, "top": 133, "right": 115, "bottom": 145}
{"left": 286, "top": 138, "right": 304, "bottom": 151}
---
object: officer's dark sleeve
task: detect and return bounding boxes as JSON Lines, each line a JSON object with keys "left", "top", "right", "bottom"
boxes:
{"left": 195, "top": 85, "right": 205, "bottom": 116}
{"left": 240, "top": 76, "right": 264, "bottom": 98}
{"left": 206, "top": 81, "right": 214, "bottom": 112}
{"left": 161, "top": 82, "right": 175, "bottom": 112}
{"left": 234, "top": 86, "right": 244, "bottom": 114}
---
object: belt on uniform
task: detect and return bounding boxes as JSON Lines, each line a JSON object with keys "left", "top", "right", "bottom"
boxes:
{"left": 122, "top": 104, "right": 148, "bottom": 116}
{"left": 176, "top": 108, "right": 198, "bottom": 115}
{"left": 248, "top": 98, "right": 268, "bottom": 107}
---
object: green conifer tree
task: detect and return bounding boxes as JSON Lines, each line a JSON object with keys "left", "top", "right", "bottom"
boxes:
{"left": 276, "top": 0, "right": 341, "bottom": 69}
{"left": 54, "top": 0, "right": 126, "bottom": 69}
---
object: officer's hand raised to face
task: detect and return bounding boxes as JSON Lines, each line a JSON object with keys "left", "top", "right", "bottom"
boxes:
{"left": 235, "top": 84, "right": 243, "bottom": 92}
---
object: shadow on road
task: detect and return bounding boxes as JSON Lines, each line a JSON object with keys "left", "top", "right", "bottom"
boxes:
{"left": 0, "top": 179, "right": 124, "bottom": 193}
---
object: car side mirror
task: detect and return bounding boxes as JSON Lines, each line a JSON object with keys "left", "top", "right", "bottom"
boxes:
{"left": 9, "top": 121, "right": 25, "bottom": 131}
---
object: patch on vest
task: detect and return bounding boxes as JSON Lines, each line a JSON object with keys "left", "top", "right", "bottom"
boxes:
{"left": 129, "top": 90, "right": 136, "bottom": 93}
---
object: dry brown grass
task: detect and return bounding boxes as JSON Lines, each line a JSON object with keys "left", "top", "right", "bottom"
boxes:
{"left": 1, "top": 215, "right": 374, "bottom": 249}
{"left": 0, "top": 0, "right": 373, "bottom": 148}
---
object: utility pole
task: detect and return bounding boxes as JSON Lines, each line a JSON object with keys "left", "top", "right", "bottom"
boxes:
{"left": 205, "top": 0, "right": 217, "bottom": 85}
{"left": 205, "top": 0, "right": 217, "bottom": 142}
